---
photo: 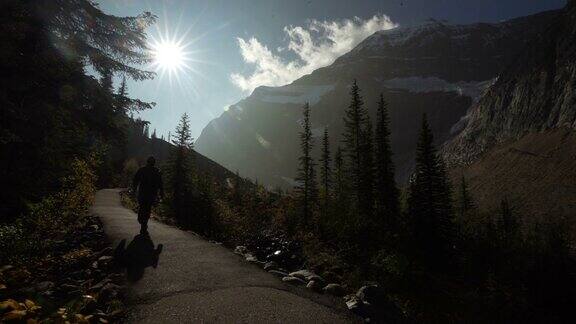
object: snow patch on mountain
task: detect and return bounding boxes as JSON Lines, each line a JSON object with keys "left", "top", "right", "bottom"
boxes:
{"left": 253, "top": 84, "right": 335, "bottom": 105}
{"left": 380, "top": 77, "right": 495, "bottom": 100}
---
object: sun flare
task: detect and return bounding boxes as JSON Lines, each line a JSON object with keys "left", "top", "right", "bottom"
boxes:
{"left": 151, "top": 40, "right": 186, "bottom": 71}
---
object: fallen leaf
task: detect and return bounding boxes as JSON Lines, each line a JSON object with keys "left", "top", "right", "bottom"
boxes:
{"left": 3, "top": 309, "right": 27, "bottom": 321}
{"left": 0, "top": 299, "right": 21, "bottom": 311}
{"left": 24, "top": 299, "right": 36, "bottom": 309}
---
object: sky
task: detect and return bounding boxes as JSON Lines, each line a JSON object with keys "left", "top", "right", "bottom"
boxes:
{"left": 98, "top": 0, "right": 566, "bottom": 140}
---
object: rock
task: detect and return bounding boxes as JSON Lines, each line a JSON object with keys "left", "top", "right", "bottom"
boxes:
{"left": 345, "top": 296, "right": 371, "bottom": 318}
{"left": 306, "top": 280, "right": 324, "bottom": 292}
{"left": 60, "top": 283, "right": 80, "bottom": 291}
{"left": 96, "top": 247, "right": 113, "bottom": 258}
{"left": 323, "top": 283, "right": 345, "bottom": 296}
{"left": 80, "top": 298, "right": 98, "bottom": 313}
{"left": 289, "top": 269, "right": 324, "bottom": 283}
{"left": 98, "top": 255, "right": 113, "bottom": 263}
{"left": 90, "top": 278, "right": 111, "bottom": 292}
{"left": 268, "top": 270, "right": 289, "bottom": 278}
{"left": 234, "top": 246, "right": 248, "bottom": 255}
{"left": 107, "top": 273, "right": 124, "bottom": 284}
{"left": 98, "top": 283, "right": 121, "bottom": 303}
{"left": 36, "top": 281, "right": 54, "bottom": 292}
{"left": 282, "top": 276, "right": 306, "bottom": 285}
{"left": 244, "top": 253, "right": 258, "bottom": 262}
{"left": 263, "top": 261, "right": 279, "bottom": 271}
{"left": 356, "top": 285, "right": 386, "bottom": 305}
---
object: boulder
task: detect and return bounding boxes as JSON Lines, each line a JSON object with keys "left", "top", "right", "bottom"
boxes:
{"left": 90, "top": 278, "right": 111, "bottom": 292}
{"left": 98, "top": 283, "right": 121, "bottom": 303}
{"left": 356, "top": 284, "right": 386, "bottom": 305}
{"left": 234, "top": 246, "right": 248, "bottom": 255}
{"left": 263, "top": 261, "right": 279, "bottom": 271}
{"left": 323, "top": 283, "right": 345, "bottom": 296}
{"left": 244, "top": 253, "right": 258, "bottom": 262}
{"left": 268, "top": 270, "right": 289, "bottom": 278}
{"left": 36, "top": 281, "right": 54, "bottom": 292}
{"left": 345, "top": 296, "right": 371, "bottom": 319}
{"left": 282, "top": 276, "right": 306, "bottom": 285}
{"left": 306, "top": 280, "right": 324, "bottom": 292}
{"left": 289, "top": 270, "right": 324, "bottom": 283}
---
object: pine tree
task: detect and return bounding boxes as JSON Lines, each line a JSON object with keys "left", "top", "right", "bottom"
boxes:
{"left": 408, "top": 114, "right": 455, "bottom": 267}
{"left": 375, "top": 94, "right": 399, "bottom": 225}
{"left": 166, "top": 113, "right": 195, "bottom": 227}
{"left": 457, "top": 176, "right": 476, "bottom": 219}
{"left": 359, "top": 115, "right": 375, "bottom": 217}
{"left": 319, "top": 127, "right": 332, "bottom": 209}
{"left": 296, "top": 102, "right": 318, "bottom": 226}
{"left": 334, "top": 146, "right": 346, "bottom": 201}
{"left": 498, "top": 198, "right": 517, "bottom": 242}
{"left": 100, "top": 68, "right": 114, "bottom": 95}
{"left": 233, "top": 170, "right": 242, "bottom": 206}
{"left": 39, "top": 0, "right": 157, "bottom": 80}
{"left": 343, "top": 80, "right": 368, "bottom": 202}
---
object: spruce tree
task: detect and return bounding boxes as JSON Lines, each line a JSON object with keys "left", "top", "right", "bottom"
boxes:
{"left": 319, "top": 127, "right": 332, "bottom": 209}
{"left": 342, "top": 80, "right": 368, "bottom": 202}
{"left": 296, "top": 102, "right": 318, "bottom": 226}
{"left": 407, "top": 114, "right": 455, "bottom": 267}
{"left": 334, "top": 146, "right": 346, "bottom": 201}
{"left": 457, "top": 176, "right": 476, "bottom": 219}
{"left": 359, "top": 115, "right": 375, "bottom": 217}
{"left": 233, "top": 170, "right": 242, "bottom": 206}
{"left": 375, "top": 94, "right": 399, "bottom": 225}
{"left": 167, "top": 113, "right": 195, "bottom": 227}
{"left": 498, "top": 198, "right": 517, "bottom": 242}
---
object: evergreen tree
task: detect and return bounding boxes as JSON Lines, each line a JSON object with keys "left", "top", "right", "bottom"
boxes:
{"left": 342, "top": 80, "right": 368, "bottom": 202}
{"left": 407, "top": 114, "right": 455, "bottom": 267}
{"left": 166, "top": 113, "right": 195, "bottom": 227}
{"left": 498, "top": 198, "right": 517, "bottom": 242}
{"left": 100, "top": 68, "right": 114, "bottom": 94}
{"left": 375, "top": 94, "right": 399, "bottom": 225}
{"left": 233, "top": 170, "right": 242, "bottom": 206}
{"left": 39, "top": 0, "right": 157, "bottom": 80}
{"left": 319, "top": 127, "right": 332, "bottom": 209}
{"left": 334, "top": 146, "right": 346, "bottom": 201}
{"left": 359, "top": 115, "right": 375, "bottom": 217}
{"left": 296, "top": 102, "right": 318, "bottom": 226}
{"left": 457, "top": 176, "right": 476, "bottom": 219}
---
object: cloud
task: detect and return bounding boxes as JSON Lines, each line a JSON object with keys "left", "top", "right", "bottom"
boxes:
{"left": 231, "top": 15, "right": 398, "bottom": 93}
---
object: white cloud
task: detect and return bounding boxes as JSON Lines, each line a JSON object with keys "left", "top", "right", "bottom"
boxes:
{"left": 230, "top": 15, "right": 397, "bottom": 93}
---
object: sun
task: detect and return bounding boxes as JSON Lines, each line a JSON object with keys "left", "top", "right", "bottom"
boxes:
{"left": 150, "top": 39, "right": 186, "bottom": 72}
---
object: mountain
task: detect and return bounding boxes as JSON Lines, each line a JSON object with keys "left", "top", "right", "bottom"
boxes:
{"left": 443, "top": 1, "right": 576, "bottom": 165}
{"left": 195, "top": 10, "right": 559, "bottom": 188}
{"left": 443, "top": 1, "right": 576, "bottom": 219}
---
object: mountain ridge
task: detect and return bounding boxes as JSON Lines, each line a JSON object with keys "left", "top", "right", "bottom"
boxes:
{"left": 195, "top": 9, "right": 560, "bottom": 188}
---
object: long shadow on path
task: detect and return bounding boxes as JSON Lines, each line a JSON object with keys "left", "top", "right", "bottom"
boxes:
{"left": 114, "top": 232, "right": 163, "bottom": 282}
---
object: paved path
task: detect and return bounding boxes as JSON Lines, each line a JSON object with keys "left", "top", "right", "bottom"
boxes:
{"left": 90, "top": 189, "right": 357, "bottom": 323}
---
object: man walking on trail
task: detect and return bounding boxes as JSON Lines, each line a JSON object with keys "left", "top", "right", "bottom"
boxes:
{"left": 132, "top": 156, "right": 164, "bottom": 234}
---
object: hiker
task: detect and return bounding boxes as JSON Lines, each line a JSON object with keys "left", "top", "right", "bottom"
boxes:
{"left": 132, "top": 156, "right": 164, "bottom": 234}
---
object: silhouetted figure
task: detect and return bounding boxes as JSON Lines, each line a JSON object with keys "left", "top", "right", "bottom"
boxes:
{"left": 114, "top": 233, "right": 163, "bottom": 282}
{"left": 132, "top": 156, "right": 164, "bottom": 234}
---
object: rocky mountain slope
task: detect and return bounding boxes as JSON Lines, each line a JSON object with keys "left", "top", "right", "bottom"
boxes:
{"left": 443, "top": 1, "right": 576, "bottom": 165}
{"left": 195, "top": 10, "right": 559, "bottom": 188}
{"left": 442, "top": 1, "right": 576, "bottom": 219}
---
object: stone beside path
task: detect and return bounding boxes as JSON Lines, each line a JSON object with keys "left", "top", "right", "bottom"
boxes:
{"left": 90, "top": 189, "right": 358, "bottom": 323}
